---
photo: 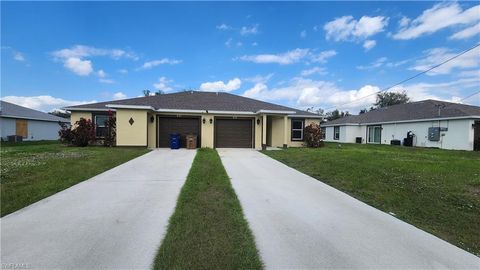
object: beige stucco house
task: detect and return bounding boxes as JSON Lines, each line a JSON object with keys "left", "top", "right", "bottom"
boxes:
{"left": 65, "top": 91, "right": 321, "bottom": 149}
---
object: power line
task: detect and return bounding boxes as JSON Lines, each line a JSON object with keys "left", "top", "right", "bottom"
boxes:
{"left": 459, "top": 90, "right": 480, "bottom": 102}
{"left": 324, "top": 43, "right": 480, "bottom": 111}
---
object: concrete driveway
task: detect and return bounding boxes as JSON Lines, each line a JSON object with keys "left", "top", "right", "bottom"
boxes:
{"left": 1, "top": 149, "right": 196, "bottom": 270}
{"left": 218, "top": 149, "right": 480, "bottom": 269}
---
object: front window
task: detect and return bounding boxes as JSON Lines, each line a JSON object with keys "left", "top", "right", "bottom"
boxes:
{"left": 94, "top": 115, "right": 109, "bottom": 138}
{"left": 367, "top": 126, "right": 382, "bottom": 144}
{"left": 334, "top": 126, "right": 340, "bottom": 140}
{"left": 320, "top": 127, "right": 326, "bottom": 140}
{"left": 291, "top": 119, "right": 304, "bottom": 141}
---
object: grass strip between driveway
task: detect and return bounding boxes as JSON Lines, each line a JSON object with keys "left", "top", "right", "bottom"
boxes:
{"left": 1, "top": 141, "right": 149, "bottom": 216}
{"left": 263, "top": 142, "right": 480, "bottom": 256}
{"left": 154, "top": 148, "right": 263, "bottom": 270}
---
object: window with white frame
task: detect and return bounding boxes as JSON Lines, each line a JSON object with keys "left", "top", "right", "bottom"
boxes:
{"left": 291, "top": 119, "right": 304, "bottom": 141}
{"left": 320, "top": 127, "right": 326, "bottom": 140}
{"left": 334, "top": 126, "right": 340, "bottom": 140}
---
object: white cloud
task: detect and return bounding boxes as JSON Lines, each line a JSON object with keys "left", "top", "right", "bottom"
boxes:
{"left": 326, "top": 85, "right": 379, "bottom": 110}
{"left": 97, "top": 69, "right": 107, "bottom": 78}
{"left": 238, "top": 48, "right": 309, "bottom": 65}
{"left": 139, "top": 58, "right": 182, "bottom": 70}
{"left": 449, "top": 22, "right": 480, "bottom": 40}
{"left": 216, "top": 23, "right": 232, "bottom": 30}
{"left": 200, "top": 78, "right": 241, "bottom": 92}
{"left": 237, "top": 49, "right": 336, "bottom": 65}
{"left": 410, "top": 47, "right": 480, "bottom": 75}
{"left": 251, "top": 42, "right": 258, "bottom": 46}
{"left": 63, "top": 57, "right": 93, "bottom": 76}
{"left": 300, "top": 30, "right": 307, "bottom": 38}
{"left": 324, "top": 15, "right": 388, "bottom": 41}
{"left": 310, "top": 50, "right": 337, "bottom": 63}
{"left": 153, "top": 76, "right": 173, "bottom": 92}
{"left": 112, "top": 92, "right": 127, "bottom": 100}
{"left": 363, "top": 40, "right": 376, "bottom": 51}
{"left": 240, "top": 25, "right": 259, "bottom": 36}
{"left": 13, "top": 51, "right": 25, "bottom": 61}
{"left": 52, "top": 45, "right": 137, "bottom": 60}
{"left": 357, "top": 57, "right": 388, "bottom": 70}
{"left": 393, "top": 3, "right": 480, "bottom": 40}
{"left": 243, "top": 83, "right": 269, "bottom": 98}
{"left": 244, "top": 73, "right": 274, "bottom": 84}
{"left": 300, "top": 67, "right": 327, "bottom": 77}
{"left": 2, "top": 95, "right": 97, "bottom": 112}
{"left": 99, "top": 78, "right": 114, "bottom": 84}
{"left": 52, "top": 45, "right": 137, "bottom": 76}
{"left": 118, "top": 69, "right": 128, "bottom": 74}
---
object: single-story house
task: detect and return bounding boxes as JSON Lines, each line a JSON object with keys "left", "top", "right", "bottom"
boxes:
{"left": 0, "top": 100, "right": 70, "bottom": 141}
{"left": 64, "top": 91, "right": 322, "bottom": 149}
{"left": 322, "top": 99, "right": 480, "bottom": 151}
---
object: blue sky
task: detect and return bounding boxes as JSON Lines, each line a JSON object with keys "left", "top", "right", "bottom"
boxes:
{"left": 2, "top": 1, "right": 479, "bottom": 113}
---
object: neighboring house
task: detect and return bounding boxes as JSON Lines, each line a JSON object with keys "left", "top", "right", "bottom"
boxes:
{"left": 322, "top": 100, "right": 480, "bottom": 151}
{"left": 0, "top": 100, "right": 70, "bottom": 141}
{"left": 65, "top": 91, "right": 321, "bottom": 149}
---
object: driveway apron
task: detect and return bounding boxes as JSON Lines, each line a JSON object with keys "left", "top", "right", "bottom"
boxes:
{"left": 218, "top": 148, "right": 480, "bottom": 269}
{"left": 1, "top": 149, "right": 196, "bottom": 270}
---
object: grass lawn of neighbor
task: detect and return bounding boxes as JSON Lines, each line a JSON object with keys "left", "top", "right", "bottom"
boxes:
{"left": 154, "top": 148, "right": 262, "bottom": 270}
{"left": 1, "top": 140, "right": 149, "bottom": 216}
{"left": 263, "top": 142, "right": 480, "bottom": 256}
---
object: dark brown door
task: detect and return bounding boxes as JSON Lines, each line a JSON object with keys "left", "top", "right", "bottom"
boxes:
{"left": 474, "top": 121, "right": 480, "bottom": 151}
{"left": 215, "top": 119, "right": 253, "bottom": 148}
{"left": 157, "top": 117, "right": 200, "bottom": 148}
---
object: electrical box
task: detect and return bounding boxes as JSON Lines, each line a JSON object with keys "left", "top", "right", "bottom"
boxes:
{"left": 428, "top": 127, "right": 440, "bottom": 141}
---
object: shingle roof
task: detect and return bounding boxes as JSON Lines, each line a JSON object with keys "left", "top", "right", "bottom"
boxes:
{"left": 65, "top": 91, "right": 317, "bottom": 116}
{"left": 0, "top": 101, "right": 70, "bottom": 122}
{"left": 324, "top": 100, "right": 480, "bottom": 125}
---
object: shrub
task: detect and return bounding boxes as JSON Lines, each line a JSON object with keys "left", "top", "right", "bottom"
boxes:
{"left": 304, "top": 123, "right": 325, "bottom": 148}
{"left": 58, "top": 121, "right": 74, "bottom": 145}
{"left": 103, "top": 112, "right": 116, "bottom": 147}
{"left": 58, "top": 118, "right": 96, "bottom": 147}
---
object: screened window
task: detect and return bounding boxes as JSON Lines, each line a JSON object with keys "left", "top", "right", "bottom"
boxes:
{"left": 94, "top": 115, "right": 109, "bottom": 138}
{"left": 334, "top": 126, "right": 340, "bottom": 140}
{"left": 291, "top": 119, "right": 304, "bottom": 141}
{"left": 367, "top": 126, "right": 382, "bottom": 144}
{"left": 320, "top": 127, "right": 326, "bottom": 140}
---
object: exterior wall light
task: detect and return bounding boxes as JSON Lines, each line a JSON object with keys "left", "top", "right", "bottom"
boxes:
{"left": 209, "top": 118, "right": 213, "bottom": 124}
{"left": 150, "top": 116, "right": 155, "bottom": 123}
{"left": 202, "top": 118, "right": 206, "bottom": 124}
{"left": 256, "top": 118, "right": 261, "bottom": 125}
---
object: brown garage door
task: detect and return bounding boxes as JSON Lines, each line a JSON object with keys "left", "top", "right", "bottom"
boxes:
{"left": 215, "top": 118, "right": 253, "bottom": 148}
{"left": 157, "top": 117, "right": 200, "bottom": 148}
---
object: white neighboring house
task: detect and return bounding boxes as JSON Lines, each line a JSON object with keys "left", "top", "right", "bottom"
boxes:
{"left": 0, "top": 100, "right": 70, "bottom": 141}
{"left": 322, "top": 100, "right": 480, "bottom": 151}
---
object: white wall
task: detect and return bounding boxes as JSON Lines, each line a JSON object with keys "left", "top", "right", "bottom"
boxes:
{"left": 27, "top": 120, "right": 62, "bottom": 141}
{"left": 381, "top": 119, "right": 475, "bottom": 151}
{"left": 0, "top": 117, "right": 63, "bottom": 141}
{"left": 324, "top": 119, "right": 476, "bottom": 151}
{"left": 0, "top": 117, "right": 16, "bottom": 140}
{"left": 324, "top": 125, "right": 365, "bottom": 143}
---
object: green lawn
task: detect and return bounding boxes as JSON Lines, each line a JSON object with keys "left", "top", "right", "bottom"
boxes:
{"left": 154, "top": 148, "right": 262, "bottom": 269}
{"left": 1, "top": 141, "right": 149, "bottom": 217}
{"left": 263, "top": 143, "right": 480, "bottom": 256}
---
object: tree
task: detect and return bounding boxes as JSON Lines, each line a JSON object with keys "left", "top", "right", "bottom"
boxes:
{"left": 374, "top": 91, "right": 410, "bottom": 109}
{"left": 103, "top": 111, "right": 116, "bottom": 147}
{"left": 143, "top": 89, "right": 163, "bottom": 96}
{"left": 325, "top": 109, "right": 350, "bottom": 121}
{"left": 143, "top": 89, "right": 151, "bottom": 97}
{"left": 49, "top": 110, "right": 71, "bottom": 119}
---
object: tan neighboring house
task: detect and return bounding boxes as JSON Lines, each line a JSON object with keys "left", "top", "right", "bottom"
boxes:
{"left": 64, "top": 91, "right": 321, "bottom": 149}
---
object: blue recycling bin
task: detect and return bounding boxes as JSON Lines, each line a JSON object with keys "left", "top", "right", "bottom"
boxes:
{"left": 170, "top": 133, "right": 181, "bottom": 149}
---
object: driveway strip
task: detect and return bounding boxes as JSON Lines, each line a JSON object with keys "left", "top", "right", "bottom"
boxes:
{"left": 218, "top": 149, "right": 480, "bottom": 269}
{"left": 1, "top": 149, "right": 196, "bottom": 270}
